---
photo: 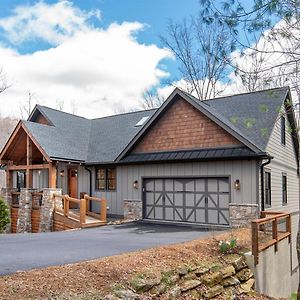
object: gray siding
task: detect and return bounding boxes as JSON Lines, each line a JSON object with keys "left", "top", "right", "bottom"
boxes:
{"left": 0, "top": 170, "right": 5, "bottom": 188}
{"left": 91, "top": 160, "right": 258, "bottom": 216}
{"left": 265, "top": 109, "right": 300, "bottom": 272}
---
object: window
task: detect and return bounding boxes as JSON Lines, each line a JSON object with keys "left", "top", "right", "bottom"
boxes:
{"left": 281, "top": 116, "right": 286, "bottom": 145}
{"left": 95, "top": 168, "right": 116, "bottom": 190}
{"left": 17, "top": 171, "right": 26, "bottom": 191}
{"left": 265, "top": 171, "right": 271, "bottom": 206}
{"left": 282, "top": 174, "right": 287, "bottom": 205}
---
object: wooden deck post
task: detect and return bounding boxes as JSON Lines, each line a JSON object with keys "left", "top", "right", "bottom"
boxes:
{"left": 251, "top": 221, "right": 259, "bottom": 266}
{"left": 80, "top": 198, "right": 86, "bottom": 225}
{"left": 272, "top": 218, "right": 278, "bottom": 252}
{"left": 100, "top": 199, "right": 107, "bottom": 222}
{"left": 48, "top": 163, "right": 57, "bottom": 188}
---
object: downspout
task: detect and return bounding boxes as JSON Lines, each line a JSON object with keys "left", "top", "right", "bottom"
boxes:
{"left": 260, "top": 155, "right": 273, "bottom": 212}
{"left": 84, "top": 166, "right": 92, "bottom": 196}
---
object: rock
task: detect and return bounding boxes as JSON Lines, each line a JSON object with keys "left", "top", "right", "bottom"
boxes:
{"left": 187, "top": 289, "right": 201, "bottom": 299}
{"left": 221, "top": 265, "right": 236, "bottom": 279}
{"left": 204, "top": 284, "right": 224, "bottom": 299}
{"left": 240, "top": 278, "right": 255, "bottom": 293}
{"left": 104, "top": 294, "right": 122, "bottom": 300}
{"left": 114, "top": 289, "right": 140, "bottom": 300}
{"left": 236, "top": 268, "right": 253, "bottom": 282}
{"left": 167, "top": 286, "right": 181, "bottom": 299}
{"left": 182, "top": 272, "right": 197, "bottom": 280}
{"left": 202, "top": 271, "right": 222, "bottom": 287}
{"left": 222, "top": 276, "right": 240, "bottom": 287}
{"left": 169, "top": 274, "right": 180, "bottom": 285}
{"left": 195, "top": 267, "right": 210, "bottom": 276}
{"left": 177, "top": 265, "right": 189, "bottom": 276}
{"left": 130, "top": 276, "right": 161, "bottom": 293}
{"left": 180, "top": 279, "right": 201, "bottom": 292}
{"left": 149, "top": 283, "right": 167, "bottom": 296}
{"left": 232, "top": 256, "right": 248, "bottom": 271}
{"left": 224, "top": 287, "right": 236, "bottom": 300}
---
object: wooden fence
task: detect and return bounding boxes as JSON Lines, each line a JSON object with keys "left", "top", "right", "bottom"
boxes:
{"left": 251, "top": 211, "right": 291, "bottom": 265}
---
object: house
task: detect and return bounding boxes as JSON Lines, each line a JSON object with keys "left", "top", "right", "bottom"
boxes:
{"left": 0, "top": 87, "right": 299, "bottom": 231}
{"left": 0, "top": 168, "right": 5, "bottom": 189}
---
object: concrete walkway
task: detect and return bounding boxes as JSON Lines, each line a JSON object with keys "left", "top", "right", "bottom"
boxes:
{"left": 0, "top": 222, "right": 216, "bottom": 276}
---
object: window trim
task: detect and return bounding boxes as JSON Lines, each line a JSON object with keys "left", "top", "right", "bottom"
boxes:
{"left": 95, "top": 167, "right": 116, "bottom": 191}
{"left": 264, "top": 170, "right": 271, "bottom": 207}
{"left": 282, "top": 173, "right": 287, "bottom": 206}
{"left": 281, "top": 115, "right": 286, "bottom": 146}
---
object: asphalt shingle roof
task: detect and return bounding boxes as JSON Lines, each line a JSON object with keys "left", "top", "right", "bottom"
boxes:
{"left": 23, "top": 87, "right": 289, "bottom": 163}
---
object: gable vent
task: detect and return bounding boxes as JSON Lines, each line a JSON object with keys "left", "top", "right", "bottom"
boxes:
{"left": 135, "top": 116, "right": 149, "bottom": 127}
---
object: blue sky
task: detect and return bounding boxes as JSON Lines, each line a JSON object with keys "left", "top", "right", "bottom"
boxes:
{"left": 0, "top": 0, "right": 277, "bottom": 118}
{"left": 0, "top": 0, "right": 200, "bottom": 80}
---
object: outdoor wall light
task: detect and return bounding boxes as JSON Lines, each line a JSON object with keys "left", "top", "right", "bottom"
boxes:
{"left": 60, "top": 170, "right": 65, "bottom": 177}
{"left": 234, "top": 179, "right": 240, "bottom": 190}
{"left": 133, "top": 180, "right": 139, "bottom": 189}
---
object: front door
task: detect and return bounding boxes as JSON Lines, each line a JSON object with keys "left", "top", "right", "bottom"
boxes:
{"left": 68, "top": 168, "right": 78, "bottom": 198}
{"left": 16, "top": 171, "right": 26, "bottom": 191}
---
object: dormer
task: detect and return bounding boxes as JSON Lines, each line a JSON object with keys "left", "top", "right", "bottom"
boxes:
{"left": 28, "top": 105, "right": 53, "bottom": 126}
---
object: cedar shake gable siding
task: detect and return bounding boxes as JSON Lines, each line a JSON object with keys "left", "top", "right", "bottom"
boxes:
{"left": 133, "top": 98, "right": 242, "bottom": 153}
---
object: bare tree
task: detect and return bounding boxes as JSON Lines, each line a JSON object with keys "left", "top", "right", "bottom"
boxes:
{"left": 141, "top": 89, "right": 165, "bottom": 109}
{"left": 0, "top": 68, "right": 10, "bottom": 94}
{"left": 56, "top": 99, "right": 64, "bottom": 111}
{"left": 19, "top": 90, "right": 34, "bottom": 120}
{"left": 160, "top": 16, "right": 235, "bottom": 100}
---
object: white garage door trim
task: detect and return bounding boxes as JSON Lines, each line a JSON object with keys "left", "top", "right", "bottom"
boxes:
{"left": 142, "top": 176, "right": 231, "bottom": 225}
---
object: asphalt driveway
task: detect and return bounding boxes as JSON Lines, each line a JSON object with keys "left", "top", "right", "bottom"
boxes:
{"left": 0, "top": 222, "right": 216, "bottom": 276}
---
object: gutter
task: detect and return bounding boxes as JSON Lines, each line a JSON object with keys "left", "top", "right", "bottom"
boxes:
{"left": 260, "top": 155, "right": 273, "bottom": 212}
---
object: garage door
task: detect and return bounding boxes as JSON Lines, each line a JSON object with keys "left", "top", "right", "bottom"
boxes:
{"left": 143, "top": 177, "right": 230, "bottom": 225}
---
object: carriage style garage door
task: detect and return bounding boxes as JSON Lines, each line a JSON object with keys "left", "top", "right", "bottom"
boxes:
{"left": 143, "top": 177, "right": 230, "bottom": 225}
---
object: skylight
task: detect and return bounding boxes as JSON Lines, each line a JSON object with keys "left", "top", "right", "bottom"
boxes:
{"left": 135, "top": 116, "right": 149, "bottom": 127}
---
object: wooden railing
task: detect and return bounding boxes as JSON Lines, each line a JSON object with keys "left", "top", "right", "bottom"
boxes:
{"left": 252, "top": 211, "right": 291, "bottom": 265}
{"left": 52, "top": 193, "right": 107, "bottom": 226}
{"left": 84, "top": 195, "right": 107, "bottom": 222}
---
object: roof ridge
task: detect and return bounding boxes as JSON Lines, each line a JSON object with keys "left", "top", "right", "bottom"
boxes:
{"left": 37, "top": 105, "right": 89, "bottom": 120}
{"left": 203, "top": 86, "right": 290, "bottom": 103}
{"left": 91, "top": 108, "right": 157, "bottom": 121}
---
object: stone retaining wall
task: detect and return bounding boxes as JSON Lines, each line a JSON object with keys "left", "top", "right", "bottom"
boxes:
{"left": 105, "top": 255, "right": 255, "bottom": 299}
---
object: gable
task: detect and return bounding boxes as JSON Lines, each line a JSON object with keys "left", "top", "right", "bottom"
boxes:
{"left": 0, "top": 122, "right": 50, "bottom": 164}
{"left": 132, "top": 98, "right": 242, "bottom": 154}
{"left": 28, "top": 106, "right": 52, "bottom": 126}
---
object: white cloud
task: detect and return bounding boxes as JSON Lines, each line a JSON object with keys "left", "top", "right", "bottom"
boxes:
{"left": 0, "top": 1, "right": 100, "bottom": 45}
{"left": 0, "top": 2, "right": 173, "bottom": 118}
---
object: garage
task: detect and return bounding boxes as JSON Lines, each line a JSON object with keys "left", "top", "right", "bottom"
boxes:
{"left": 142, "top": 177, "right": 230, "bottom": 225}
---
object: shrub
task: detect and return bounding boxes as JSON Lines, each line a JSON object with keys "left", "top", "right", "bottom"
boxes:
{"left": 219, "top": 237, "right": 238, "bottom": 254}
{"left": 0, "top": 197, "right": 10, "bottom": 233}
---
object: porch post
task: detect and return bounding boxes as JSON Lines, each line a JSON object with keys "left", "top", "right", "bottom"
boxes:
{"left": 48, "top": 162, "right": 57, "bottom": 188}
{"left": 26, "top": 136, "right": 33, "bottom": 188}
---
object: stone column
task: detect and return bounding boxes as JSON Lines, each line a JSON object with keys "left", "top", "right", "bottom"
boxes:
{"left": 229, "top": 203, "right": 259, "bottom": 228}
{"left": 0, "top": 188, "right": 18, "bottom": 233}
{"left": 17, "top": 188, "right": 37, "bottom": 233}
{"left": 124, "top": 199, "right": 142, "bottom": 220}
{"left": 39, "top": 188, "right": 62, "bottom": 232}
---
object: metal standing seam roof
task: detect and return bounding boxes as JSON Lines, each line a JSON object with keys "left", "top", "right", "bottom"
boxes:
{"left": 121, "top": 146, "right": 268, "bottom": 163}
{"left": 22, "top": 87, "right": 290, "bottom": 163}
